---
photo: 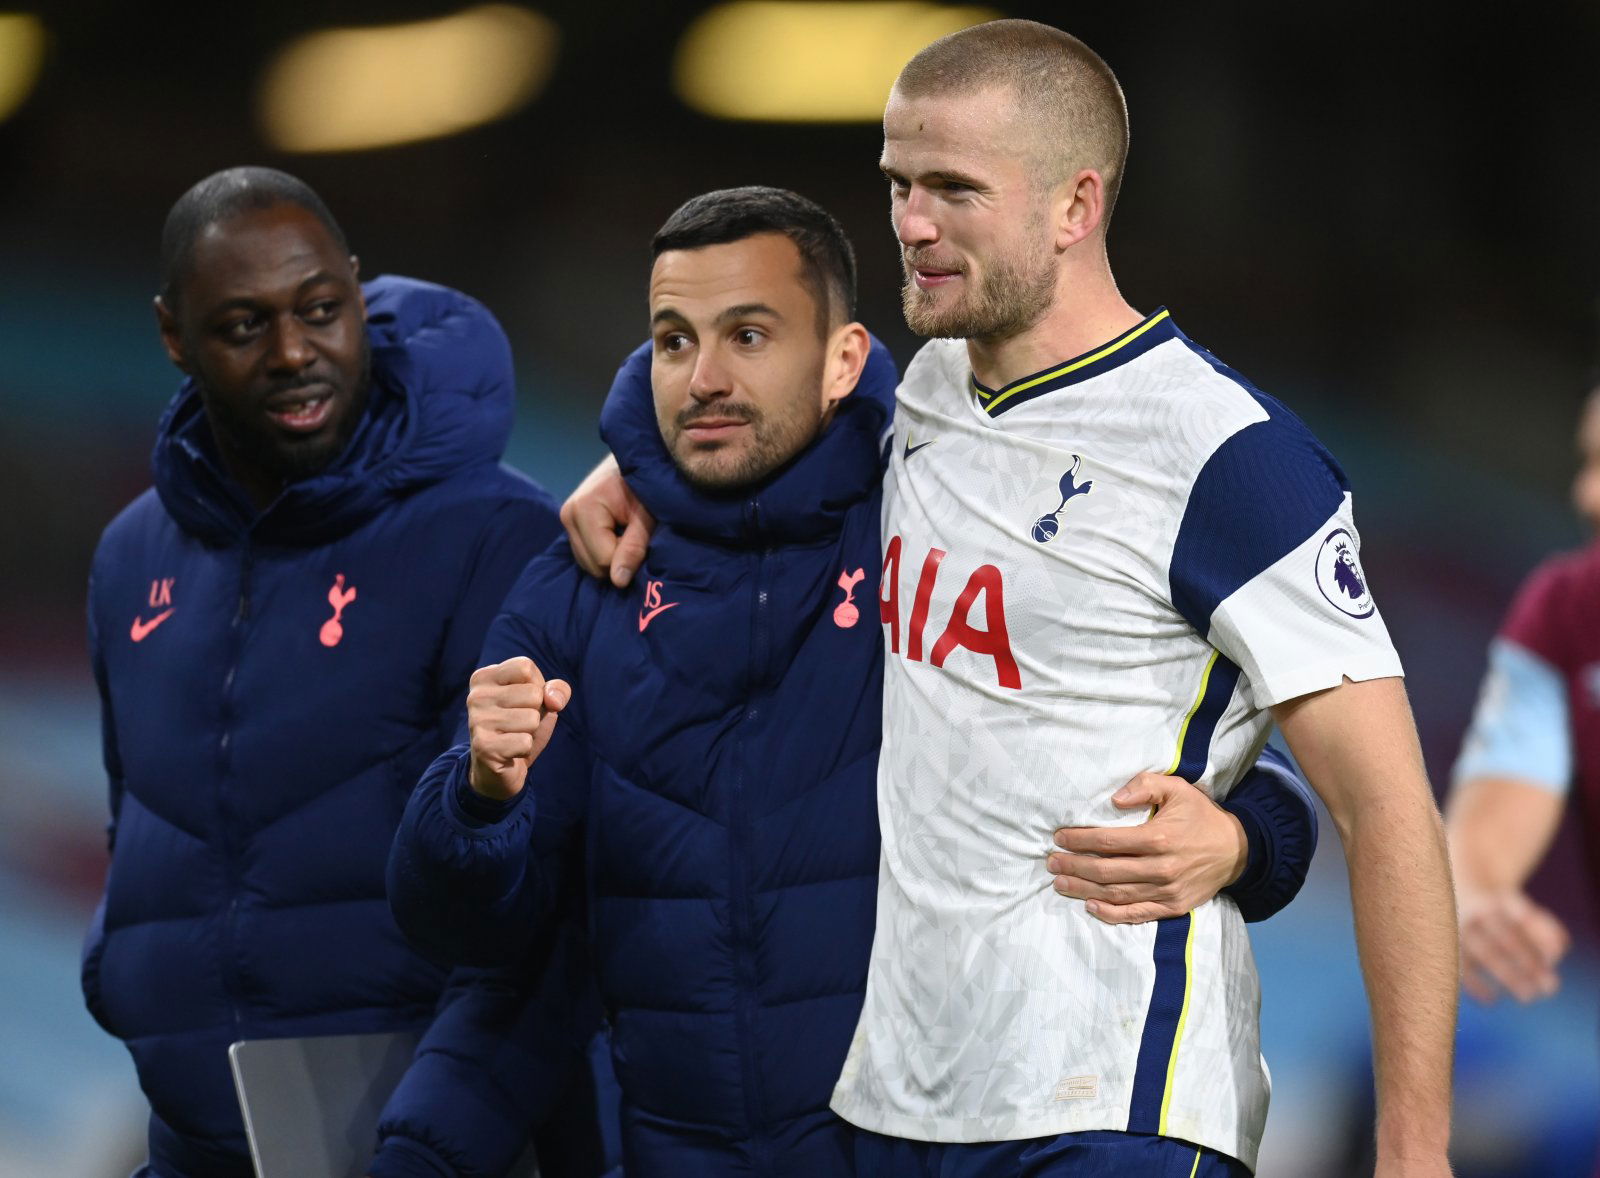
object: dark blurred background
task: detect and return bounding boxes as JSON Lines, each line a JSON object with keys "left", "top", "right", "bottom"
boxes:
{"left": 2, "top": 2, "right": 1597, "bottom": 1174}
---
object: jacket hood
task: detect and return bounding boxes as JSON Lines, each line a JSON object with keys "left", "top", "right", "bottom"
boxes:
{"left": 598, "top": 336, "right": 898, "bottom": 546}
{"left": 153, "top": 275, "right": 517, "bottom": 545}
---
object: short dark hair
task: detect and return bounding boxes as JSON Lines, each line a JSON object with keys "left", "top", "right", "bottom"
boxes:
{"left": 159, "top": 166, "right": 349, "bottom": 308}
{"left": 651, "top": 186, "right": 857, "bottom": 335}
{"left": 896, "top": 20, "right": 1129, "bottom": 220}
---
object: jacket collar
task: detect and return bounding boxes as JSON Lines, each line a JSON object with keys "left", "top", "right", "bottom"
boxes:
{"left": 152, "top": 275, "right": 516, "bottom": 546}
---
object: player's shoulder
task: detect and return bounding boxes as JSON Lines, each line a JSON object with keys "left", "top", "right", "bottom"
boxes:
{"left": 493, "top": 536, "right": 607, "bottom": 661}
{"left": 94, "top": 487, "right": 170, "bottom": 567}
{"left": 1492, "top": 544, "right": 1600, "bottom": 670}
{"left": 1158, "top": 327, "right": 1348, "bottom": 496}
{"left": 396, "top": 460, "right": 561, "bottom": 557}
{"left": 423, "top": 460, "right": 556, "bottom": 520}
{"left": 1526, "top": 542, "right": 1600, "bottom": 588}
{"left": 1509, "top": 543, "right": 1600, "bottom": 621}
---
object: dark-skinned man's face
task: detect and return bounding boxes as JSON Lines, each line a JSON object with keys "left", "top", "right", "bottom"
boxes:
{"left": 156, "top": 202, "right": 369, "bottom": 507}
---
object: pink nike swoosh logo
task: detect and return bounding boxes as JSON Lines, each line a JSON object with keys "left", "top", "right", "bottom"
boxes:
{"left": 637, "top": 601, "right": 679, "bottom": 633}
{"left": 130, "top": 609, "right": 174, "bottom": 642}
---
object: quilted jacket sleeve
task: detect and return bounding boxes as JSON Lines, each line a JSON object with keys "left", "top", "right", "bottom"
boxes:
{"left": 369, "top": 913, "right": 619, "bottom": 1178}
{"left": 1220, "top": 744, "right": 1320, "bottom": 923}
{"left": 376, "top": 536, "right": 615, "bottom": 1178}
{"left": 388, "top": 545, "right": 595, "bottom": 967}
{"left": 80, "top": 544, "right": 124, "bottom": 1034}
{"left": 433, "top": 492, "right": 562, "bottom": 747}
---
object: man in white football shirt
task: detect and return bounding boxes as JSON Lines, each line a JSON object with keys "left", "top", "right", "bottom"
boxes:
{"left": 823, "top": 19, "right": 1456, "bottom": 1178}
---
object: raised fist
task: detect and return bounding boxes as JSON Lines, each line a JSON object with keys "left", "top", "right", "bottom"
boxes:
{"left": 466, "top": 656, "right": 570, "bottom": 801}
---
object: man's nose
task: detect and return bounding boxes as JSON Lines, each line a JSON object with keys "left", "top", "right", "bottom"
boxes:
{"left": 897, "top": 187, "right": 939, "bottom": 248}
{"left": 688, "top": 346, "right": 732, "bottom": 401}
{"left": 266, "top": 314, "right": 316, "bottom": 374}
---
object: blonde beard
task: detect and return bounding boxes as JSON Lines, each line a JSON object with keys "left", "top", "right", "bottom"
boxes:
{"left": 900, "top": 234, "right": 1056, "bottom": 342}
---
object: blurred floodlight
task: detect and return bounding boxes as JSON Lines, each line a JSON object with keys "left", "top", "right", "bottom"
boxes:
{"left": 675, "top": 2, "right": 1000, "bottom": 122}
{"left": 0, "top": 13, "right": 46, "bottom": 124}
{"left": 259, "top": 5, "right": 557, "bottom": 153}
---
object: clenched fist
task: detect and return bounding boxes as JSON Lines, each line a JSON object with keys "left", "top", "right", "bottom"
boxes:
{"left": 467, "top": 656, "right": 571, "bottom": 801}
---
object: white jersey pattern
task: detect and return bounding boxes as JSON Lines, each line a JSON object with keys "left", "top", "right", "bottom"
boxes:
{"left": 830, "top": 310, "right": 1402, "bottom": 1169}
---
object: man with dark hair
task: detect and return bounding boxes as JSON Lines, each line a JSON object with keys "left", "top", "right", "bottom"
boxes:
{"left": 388, "top": 185, "right": 1321, "bottom": 1177}
{"left": 83, "top": 166, "right": 614, "bottom": 1178}
{"left": 653, "top": 185, "right": 858, "bottom": 337}
{"left": 158, "top": 166, "right": 350, "bottom": 306}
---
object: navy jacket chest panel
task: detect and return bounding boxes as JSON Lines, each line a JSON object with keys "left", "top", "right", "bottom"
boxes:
{"left": 106, "top": 512, "right": 466, "bottom": 835}
{"left": 577, "top": 496, "right": 885, "bottom": 830}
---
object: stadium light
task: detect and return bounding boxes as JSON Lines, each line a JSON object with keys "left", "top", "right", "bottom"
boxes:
{"left": 258, "top": 4, "right": 558, "bottom": 153}
{"left": 674, "top": 2, "right": 1000, "bottom": 123}
{"left": 0, "top": 13, "right": 46, "bottom": 124}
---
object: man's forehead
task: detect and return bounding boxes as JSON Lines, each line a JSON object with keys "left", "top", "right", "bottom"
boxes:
{"left": 884, "top": 84, "right": 1018, "bottom": 141}
{"left": 185, "top": 205, "right": 348, "bottom": 304}
{"left": 648, "top": 235, "right": 807, "bottom": 316}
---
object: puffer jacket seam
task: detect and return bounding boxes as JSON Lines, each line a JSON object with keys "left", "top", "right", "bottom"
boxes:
{"left": 247, "top": 734, "right": 442, "bottom": 839}
{"left": 750, "top": 869, "right": 881, "bottom": 895}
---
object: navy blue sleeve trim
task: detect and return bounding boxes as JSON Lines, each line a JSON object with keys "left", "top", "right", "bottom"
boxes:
{"left": 388, "top": 745, "right": 550, "bottom": 966}
{"left": 1168, "top": 379, "right": 1350, "bottom": 637}
{"left": 1219, "top": 744, "right": 1320, "bottom": 923}
{"left": 451, "top": 776, "right": 529, "bottom": 827}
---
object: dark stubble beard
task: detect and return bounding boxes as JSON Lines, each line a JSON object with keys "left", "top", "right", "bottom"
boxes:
{"left": 202, "top": 336, "right": 372, "bottom": 488}
{"left": 665, "top": 357, "right": 827, "bottom": 494}
{"left": 901, "top": 219, "right": 1057, "bottom": 342}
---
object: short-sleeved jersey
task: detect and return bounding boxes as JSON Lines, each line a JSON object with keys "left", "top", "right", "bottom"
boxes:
{"left": 1455, "top": 545, "right": 1600, "bottom": 818}
{"left": 829, "top": 310, "right": 1402, "bottom": 1169}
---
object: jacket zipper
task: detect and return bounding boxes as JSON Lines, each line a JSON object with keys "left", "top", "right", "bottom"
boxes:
{"left": 729, "top": 500, "right": 773, "bottom": 1166}
{"left": 217, "top": 540, "right": 252, "bottom": 1039}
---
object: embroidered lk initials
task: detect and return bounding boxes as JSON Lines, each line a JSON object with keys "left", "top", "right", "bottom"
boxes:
{"left": 320, "top": 574, "right": 358, "bottom": 647}
{"left": 131, "top": 578, "right": 177, "bottom": 643}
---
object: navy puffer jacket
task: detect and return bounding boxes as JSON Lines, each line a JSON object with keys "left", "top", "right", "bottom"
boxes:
{"left": 82, "top": 277, "right": 597, "bottom": 1178}
{"left": 388, "top": 341, "right": 1318, "bottom": 1178}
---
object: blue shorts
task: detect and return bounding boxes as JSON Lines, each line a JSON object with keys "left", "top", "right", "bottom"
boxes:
{"left": 853, "top": 1128, "right": 1251, "bottom": 1178}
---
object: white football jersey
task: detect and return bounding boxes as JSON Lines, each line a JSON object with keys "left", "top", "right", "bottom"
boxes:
{"left": 829, "top": 310, "right": 1402, "bottom": 1169}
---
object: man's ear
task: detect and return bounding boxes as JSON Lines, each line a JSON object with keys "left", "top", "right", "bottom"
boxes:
{"left": 822, "top": 321, "right": 872, "bottom": 414}
{"left": 350, "top": 255, "right": 367, "bottom": 319}
{"left": 1054, "top": 168, "right": 1106, "bottom": 251}
{"left": 154, "top": 295, "right": 189, "bottom": 372}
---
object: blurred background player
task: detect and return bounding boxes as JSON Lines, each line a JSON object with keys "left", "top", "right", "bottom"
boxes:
{"left": 82, "top": 167, "right": 613, "bottom": 1178}
{"left": 1447, "top": 386, "right": 1600, "bottom": 1007}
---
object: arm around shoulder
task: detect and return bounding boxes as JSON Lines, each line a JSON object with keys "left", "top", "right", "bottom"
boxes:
{"left": 1218, "top": 744, "right": 1319, "bottom": 922}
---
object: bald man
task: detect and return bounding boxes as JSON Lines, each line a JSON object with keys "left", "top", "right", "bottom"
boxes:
{"left": 827, "top": 21, "right": 1456, "bottom": 1178}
